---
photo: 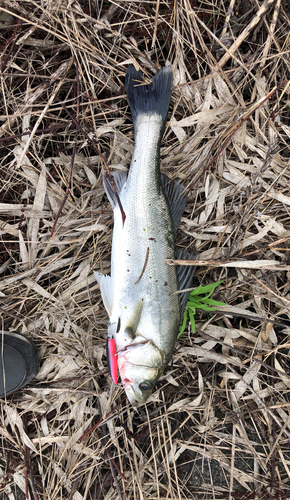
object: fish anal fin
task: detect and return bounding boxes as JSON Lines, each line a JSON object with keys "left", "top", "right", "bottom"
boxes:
{"left": 161, "top": 174, "right": 187, "bottom": 235}
{"left": 175, "top": 249, "right": 196, "bottom": 317}
{"left": 94, "top": 271, "right": 113, "bottom": 316}
{"left": 103, "top": 171, "right": 127, "bottom": 209}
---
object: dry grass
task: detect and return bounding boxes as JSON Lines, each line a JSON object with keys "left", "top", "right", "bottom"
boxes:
{"left": 0, "top": 0, "right": 290, "bottom": 498}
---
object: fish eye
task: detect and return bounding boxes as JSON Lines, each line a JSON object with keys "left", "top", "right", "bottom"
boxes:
{"left": 139, "top": 382, "right": 152, "bottom": 392}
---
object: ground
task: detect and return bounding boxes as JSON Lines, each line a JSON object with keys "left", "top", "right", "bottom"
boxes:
{"left": 0, "top": 0, "right": 290, "bottom": 499}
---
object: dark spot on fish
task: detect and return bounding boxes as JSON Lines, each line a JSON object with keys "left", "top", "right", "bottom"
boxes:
{"left": 127, "top": 270, "right": 129, "bottom": 272}
{"left": 128, "top": 254, "right": 131, "bottom": 256}
{"left": 164, "top": 282, "right": 168, "bottom": 286}
{"left": 149, "top": 276, "right": 151, "bottom": 279}
{"left": 148, "top": 237, "right": 156, "bottom": 242}
{"left": 156, "top": 280, "right": 158, "bottom": 282}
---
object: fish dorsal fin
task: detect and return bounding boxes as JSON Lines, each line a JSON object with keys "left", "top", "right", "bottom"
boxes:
{"left": 161, "top": 174, "right": 187, "bottom": 235}
{"left": 175, "top": 249, "right": 196, "bottom": 317}
{"left": 94, "top": 271, "right": 113, "bottom": 316}
{"left": 103, "top": 171, "right": 127, "bottom": 209}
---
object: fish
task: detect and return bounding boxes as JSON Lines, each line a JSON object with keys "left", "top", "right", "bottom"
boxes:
{"left": 95, "top": 65, "right": 194, "bottom": 406}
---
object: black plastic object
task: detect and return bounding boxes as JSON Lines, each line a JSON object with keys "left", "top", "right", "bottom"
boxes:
{"left": 0, "top": 331, "right": 39, "bottom": 397}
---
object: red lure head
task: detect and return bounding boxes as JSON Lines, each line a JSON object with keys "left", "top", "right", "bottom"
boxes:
{"left": 107, "top": 337, "right": 118, "bottom": 384}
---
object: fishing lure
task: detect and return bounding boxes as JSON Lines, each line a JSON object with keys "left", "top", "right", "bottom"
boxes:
{"left": 106, "top": 321, "right": 119, "bottom": 384}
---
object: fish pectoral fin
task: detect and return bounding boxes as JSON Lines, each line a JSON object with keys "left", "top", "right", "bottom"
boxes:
{"left": 161, "top": 174, "right": 187, "bottom": 235}
{"left": 124, "top": 298, "right": 145, "bottom": 339}
{"left": 175, "top": 249, "right": 197, "bottom": 317}
{"left": 124, "top": 326, "right": 135, "bottom": 339}
{"left": 94, "top": 271, "right": 113, "bottom": 316}
{"left": 103, "top": 171, "right": 127, "bottom": 209}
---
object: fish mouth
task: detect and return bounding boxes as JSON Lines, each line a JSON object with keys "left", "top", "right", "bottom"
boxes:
{"left": 120, "top": 366, "right": 159, "bottom": 406}
{"left": 119, "top": 366, "right": 158, "bottom": 406}
{"left": 119, "top": 376, "right": 138, "bottom": 405}
{"left": 123, "top": 383, "right": 150, "bottom": 406}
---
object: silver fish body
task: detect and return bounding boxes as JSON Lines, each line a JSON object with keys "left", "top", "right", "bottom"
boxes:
{"left": 96, "top": 66, "right": 192, "bottom": 405}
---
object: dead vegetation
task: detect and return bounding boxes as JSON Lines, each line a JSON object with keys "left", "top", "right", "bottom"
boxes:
{"left": 0, "top": 0, "right": 290, "bottom": 498}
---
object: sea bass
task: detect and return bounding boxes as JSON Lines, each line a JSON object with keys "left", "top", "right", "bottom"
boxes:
{"left": 95, "top": 66, "right": 194, "bottom": 406}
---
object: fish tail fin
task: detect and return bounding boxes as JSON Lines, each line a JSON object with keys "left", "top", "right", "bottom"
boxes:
{"left": 125, "top": 65, "right": 173, "bottom": 128}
